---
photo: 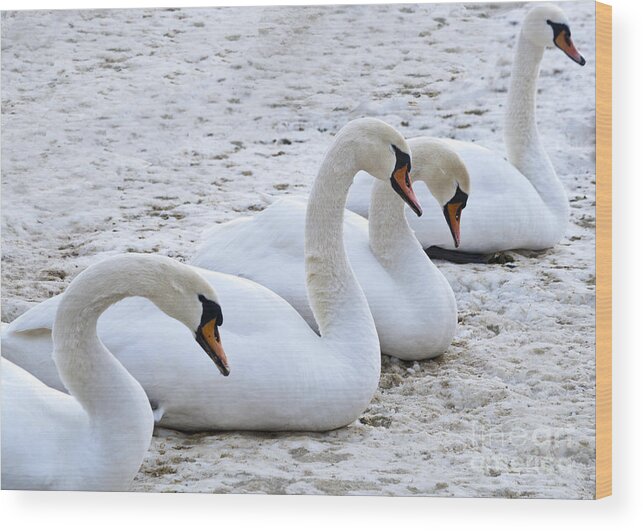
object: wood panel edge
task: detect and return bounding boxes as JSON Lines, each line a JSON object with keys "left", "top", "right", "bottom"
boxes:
{"left": 595, "top": 0, "right": 612, "bottom": 500}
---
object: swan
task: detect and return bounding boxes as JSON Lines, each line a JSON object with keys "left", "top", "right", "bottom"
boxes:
{"left": 1, "top": 118, "right": 422, "bottom": 432}
{"left": 191, "top": 139, "right": 470, "bottom": 360}
{"left": 1, "top": 254, "right": 229, "bottom": 491}
{"left": 345, "top": 4, "right": 586, "bottom": 261}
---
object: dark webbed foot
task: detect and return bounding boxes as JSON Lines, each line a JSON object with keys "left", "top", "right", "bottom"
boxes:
{"left": 425, "top": 246, "right": 516, "bottom": 265}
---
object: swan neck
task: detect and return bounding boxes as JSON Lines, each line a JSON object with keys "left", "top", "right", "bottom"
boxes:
{"left": 305, "top": 146, "right": 378, "bottom": 348}
{"left": 368, "top": 180, "right": 417, "bottom": 259}
{"left": 505, "top": 33, "right": 544, "bottom": 158}
{"left": 504, "top": 31, "right": 568, "bottom": 220}
{"left": 52, "top": 260, "right": 156, "bottom": 423}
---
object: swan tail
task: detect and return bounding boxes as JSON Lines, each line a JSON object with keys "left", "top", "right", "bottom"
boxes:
{"left": 257, "top": 191, "right": 277, "bottom": 204}
{"left": 3, "top": 295, "right": 61, "bottom": 334}
{"left": 150, "top": 400, "right": 166, "bottom": 423}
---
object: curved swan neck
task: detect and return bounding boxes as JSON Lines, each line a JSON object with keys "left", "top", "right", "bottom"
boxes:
{"left": 505, "top": 33, "right": 544, "bottom": 157}
{"left": 368, "top": 180, "right": 419, "bottom": 261}
{"left": 52, "top": 257, "right": 163, "bottom": 422}
{"left": 504, "top": 29, "right": 569, "bottom": 220}
{"left": 305, "top": 143, "right": 378, "bottom": 349}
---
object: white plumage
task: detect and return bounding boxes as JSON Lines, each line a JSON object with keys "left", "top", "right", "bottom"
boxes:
{"left": 2, "top": 118, "right": 418, "bottom": 432}
{"left": 1, "top": 254, "right": 225, "bottom": 491}
{"left": 192, "top": 139, "right": 471, "bottom": 360}
{"left": 346, "top": 5, "right": 586, "bottom": 254}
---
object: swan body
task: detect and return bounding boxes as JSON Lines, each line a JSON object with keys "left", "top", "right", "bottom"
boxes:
{"left": 192, "top": 139, "right": 470, "bottom": 360}
{"left": 1, "top": 254, "right": 227, "bottom": 491}
{"left": 2, "top": 118, "right": 421, "bottom": 432}
{"left": 346, "top": 5, "right": 586, "bottom": 254}
{"left": 2, "top": 271, "right": 366, "bottom": 431}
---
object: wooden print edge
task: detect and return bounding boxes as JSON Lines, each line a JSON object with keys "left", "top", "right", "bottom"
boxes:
{"left": 595, "top": 0, "right": 612, "bottom": 500}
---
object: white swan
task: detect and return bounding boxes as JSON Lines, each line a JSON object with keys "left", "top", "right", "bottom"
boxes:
{"left": 345, "top": 4, "right": 586, "bottom": 259}
{"left": 1, "top": 254, "right": 228, "bottom": 491}
{"left": 191, "top": 139, "right": 470, "bottom": 360}
{"left": 1, "top": 118, "right": 421, "bottom": 432}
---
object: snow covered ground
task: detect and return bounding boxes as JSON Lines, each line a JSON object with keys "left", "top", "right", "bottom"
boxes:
{"left": 1, "top": 1, "right": 596, "bottom": 498}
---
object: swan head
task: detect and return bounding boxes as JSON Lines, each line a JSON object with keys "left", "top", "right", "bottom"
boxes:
{"left": 522, "top": 5, "right": 586, "bottom": 66}
{"left": 337, "top": 118, "right": 422, "bottom": 216}
{"left": 409, "top": 139, "right": 470, "bottom": 248}
{"left": 148, "top": 258, "right": 230, "bottom": 377}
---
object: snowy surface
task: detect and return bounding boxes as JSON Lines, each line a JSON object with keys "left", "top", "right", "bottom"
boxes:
{"left": 1, "top": 1, "right": 596, "bottom": 498}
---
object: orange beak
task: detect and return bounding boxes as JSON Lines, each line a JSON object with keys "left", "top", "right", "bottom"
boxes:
{"left": 196, "top": 318, "right": 230, "bottom": 376}
{"left": 554, "top": 31, "right": 586, "bottom": 66}
{"left": 390, "top": 165, "right": 422, "bottom": 217}
{"left": 443, "top": 202, "right": 463, "bottom": 248}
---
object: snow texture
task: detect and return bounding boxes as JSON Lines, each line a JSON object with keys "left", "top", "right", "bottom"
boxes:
{"left": 1, "top": 1, "right": 596, "bottom": 498}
